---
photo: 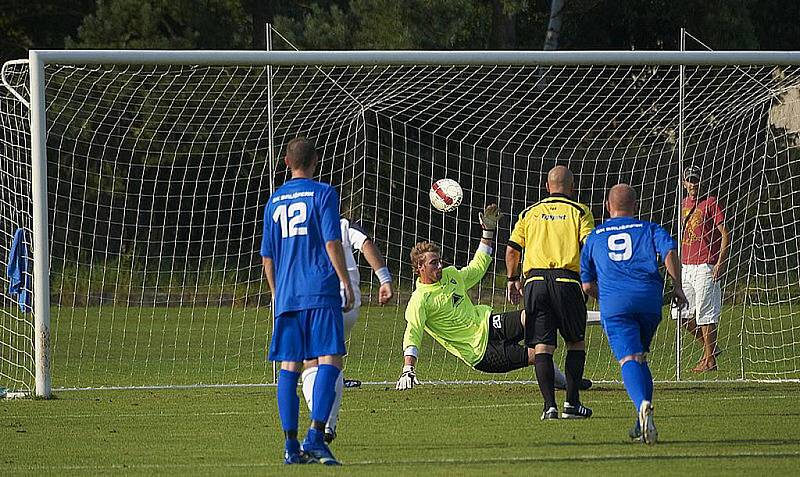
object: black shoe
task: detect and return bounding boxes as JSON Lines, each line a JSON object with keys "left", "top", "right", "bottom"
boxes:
{"left": 562, "top": 402, "right": 592, "bottom": 419}
{"left": 541, "top": 406, "right": 559, "bottom": 420}
{"left": 343, "top": 379, "right": 361, "bottom": 388}
{"left": 323, "top": 429, "right": 336, "bottom": 444}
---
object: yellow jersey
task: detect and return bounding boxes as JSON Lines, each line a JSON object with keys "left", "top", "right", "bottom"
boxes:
{"left": 508, "top": 193, "right": 594, "bottom": 274}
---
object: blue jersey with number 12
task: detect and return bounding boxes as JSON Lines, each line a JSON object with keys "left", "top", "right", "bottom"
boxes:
{"left": 580, "top": 216, "right": 677, "bottom": 317}
{"left": 261, "top": 178, "right": 342, "bottom": 316}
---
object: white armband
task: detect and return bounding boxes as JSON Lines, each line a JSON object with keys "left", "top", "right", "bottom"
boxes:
{"left": 375, "top": 266, "right": 392, "bottom": 285}
{"left": 477, "top": 242, "right": 493, "bottom": 256}
{"left": 403, "top": 345, "right": 418, "bottom": 358}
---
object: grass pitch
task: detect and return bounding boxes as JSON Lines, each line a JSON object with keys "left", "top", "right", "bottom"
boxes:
{"left": 3, "top": 382, "right": 799, "bottom": 475}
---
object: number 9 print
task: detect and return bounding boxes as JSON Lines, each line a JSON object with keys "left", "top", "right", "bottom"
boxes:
{"left": 607, "top": 232, "right": 632, "bottom": 261}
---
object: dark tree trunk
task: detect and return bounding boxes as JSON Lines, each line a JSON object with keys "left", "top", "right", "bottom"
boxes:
{"left": 543, "top": 0, "right": 564, "bottom": 50}
{"left": 490, "top": 0, "right": 517, "bottom": 49}
{"left": 247, "top": 0, "right": 275, "bottom": 50}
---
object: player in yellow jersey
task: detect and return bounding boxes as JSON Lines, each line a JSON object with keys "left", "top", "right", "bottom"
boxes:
{"left": 506, "top": 166, "right": 595, "bottom": 420}
{"left": 396, "top": 204, "right": 590, "bottom": 391}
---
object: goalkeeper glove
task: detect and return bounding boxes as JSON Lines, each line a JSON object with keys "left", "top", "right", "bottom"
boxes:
{"left": 396, "top": 365, "right": 420, "bottom": 390}
{"left": 479, "top": 203, "right": 503, "bottom": 239}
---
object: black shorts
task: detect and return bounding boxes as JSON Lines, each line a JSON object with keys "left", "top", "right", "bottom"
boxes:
{"left": 523, "top": 269, "right": 587, "bottom": 346}
{"left": 473, "top": 310, "right": 529, "bottom": 373}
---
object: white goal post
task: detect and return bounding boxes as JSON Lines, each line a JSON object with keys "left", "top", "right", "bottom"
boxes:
{"left": 2, "top": 50, "right": 800, "bottom": 397}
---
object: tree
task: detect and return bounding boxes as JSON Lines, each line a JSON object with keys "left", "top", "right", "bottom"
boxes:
{"left": 273, "top": 0, "right": 493, "bottom": 50}
{"left": 67, "top": 0, "right": 252, "bottom": 49}
{"left": 0, "top": 0, "right": 95, "bottom": 63}
{"left": 543, "top": 0, "right": 564, "bottom": 50}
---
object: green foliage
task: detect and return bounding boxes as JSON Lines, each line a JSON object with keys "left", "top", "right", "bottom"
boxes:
{"left": 3, "top": 0, "right": 800, "bottom": 64}
{"left": 274, "top": 0, "right": 493, "bottom": 50}
{"left": 66, "top": 0, "right": 252, "bottom": 49}
{"left": 0, "top": 0, "right": 95, "bottom": 63}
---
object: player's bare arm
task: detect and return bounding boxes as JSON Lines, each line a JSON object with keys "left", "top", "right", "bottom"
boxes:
{"left": 262, "top": 257, "right": 276, "bottom": 295}
{"left": 360, "top": 239, "right": 394, "bottom": 305}
{"left": 326, "top": 239, "right": 355, "bottom": 312}
{"left": 504, "top": 247, "right": 523, "bottom": 304}
{"left": 713, "top": 222, "right": 730, "bottom": 281}
{"left": 582, "top": 281, "right": 598, "bottom": 299}
{"left": 664, "top": 250, "right": 688, "bottom": 308}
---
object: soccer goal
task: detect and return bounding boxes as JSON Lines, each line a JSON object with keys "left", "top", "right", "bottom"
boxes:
{"left": 2, "top": 50, "right": 800, "bottom": 397}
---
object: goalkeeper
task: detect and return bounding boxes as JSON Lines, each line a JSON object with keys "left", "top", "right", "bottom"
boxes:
{"left": 397, "top": 204, "right": 590, "bottom": 391}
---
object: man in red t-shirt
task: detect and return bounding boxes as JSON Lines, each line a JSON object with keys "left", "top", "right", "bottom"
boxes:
{"left": 673, "top": 165, "right": 729, "bottom": 372}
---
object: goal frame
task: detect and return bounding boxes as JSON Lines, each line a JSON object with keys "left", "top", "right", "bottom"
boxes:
{"left": 26, "top": 49, "right": 800, "bottom": 397}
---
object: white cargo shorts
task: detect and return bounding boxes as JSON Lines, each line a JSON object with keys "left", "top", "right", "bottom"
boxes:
{"left": 671, "top": 263, "right": 721, "bottom": 325}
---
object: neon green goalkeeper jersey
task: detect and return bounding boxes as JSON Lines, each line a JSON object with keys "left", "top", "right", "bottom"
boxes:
{"left": 403, "top": 249, "right": 492, "bottom": 367}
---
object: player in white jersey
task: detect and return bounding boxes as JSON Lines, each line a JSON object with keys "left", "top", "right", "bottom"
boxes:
{"left": 301, "top": 218, "right": 394, "bottom": 443}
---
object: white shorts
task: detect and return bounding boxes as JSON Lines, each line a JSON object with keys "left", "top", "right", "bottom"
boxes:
{"left": 341, "top": 287, "right": 362, "bottom": 335}
{"left": 671, "top": 263, "right": 721, "bottom": 326}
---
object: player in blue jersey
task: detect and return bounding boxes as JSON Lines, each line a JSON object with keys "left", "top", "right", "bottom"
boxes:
{"left": 261, "top": 137, "right": 355, "bottom": 465}
{"left": 580, "top": 184, "right": 687, "bottom": 445}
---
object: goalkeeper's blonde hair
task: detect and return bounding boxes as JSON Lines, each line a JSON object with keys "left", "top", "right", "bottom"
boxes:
{"left": 410, "top": 241, "right": 440, "bottom": 275}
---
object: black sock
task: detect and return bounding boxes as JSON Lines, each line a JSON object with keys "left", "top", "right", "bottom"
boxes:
{"left": 534, "top": 353, "right": 556, "bottom": 410}
{"left": 565, "top": 349, "right": 586, "bottom": 405}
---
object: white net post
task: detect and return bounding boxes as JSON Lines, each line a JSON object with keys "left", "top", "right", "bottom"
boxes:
{"left": 29, "top": 52, "right": 53, "bottom": 398}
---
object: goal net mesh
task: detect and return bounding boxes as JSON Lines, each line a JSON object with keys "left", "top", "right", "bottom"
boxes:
{"left": 1, "top": 55, "right": 799, "bottom": 391}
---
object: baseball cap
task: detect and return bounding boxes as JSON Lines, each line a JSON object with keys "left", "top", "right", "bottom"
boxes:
{"left": 684, "top": 165, "right": 701, "bottom": 182}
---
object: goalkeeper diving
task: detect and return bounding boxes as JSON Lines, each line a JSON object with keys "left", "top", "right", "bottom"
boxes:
{"left": 397, "top": 204, "right": 591, "bottom": 391}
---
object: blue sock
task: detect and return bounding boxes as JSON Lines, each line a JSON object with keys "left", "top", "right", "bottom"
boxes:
{"left": 621, "top": 360, "right": 647, "bottom": 411}
{"left": 304, "top": 427, "right": 324, "bottom": 447}
{"left": 310, "top": 364, "right": 340, "bottom": 424}
{"left": 277, "top": 369, "right": 300, "bottom": 435}
{"left": 641, "top": 361, "right": 654, "bottom": 401}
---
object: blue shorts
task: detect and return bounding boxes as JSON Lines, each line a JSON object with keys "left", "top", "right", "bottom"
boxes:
{"left": 601, "top": 313, "right": 661, "bottom": 362}
{"left": 268, "top": 307, "right": 346, "bottom": 362}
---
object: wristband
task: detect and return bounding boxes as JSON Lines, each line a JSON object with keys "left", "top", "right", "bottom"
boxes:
{"left": 481, "top": 229, "right": 495, "bottom": 240}
{"left": 507, "top": 274, "right": 520, "bottom": 281}
{"left": 375, "top": 266, "right": 392, "bottom": 285}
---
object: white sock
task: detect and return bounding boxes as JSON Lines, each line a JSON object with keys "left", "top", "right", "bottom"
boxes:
{"left": 301, "top": 366, "right": 317, "bottom": 412}
{"left": 326, "top": 371, "right": 344, "bottom": 434}
{"left": 553, "top": 363, "right": 567, "bottom": 389}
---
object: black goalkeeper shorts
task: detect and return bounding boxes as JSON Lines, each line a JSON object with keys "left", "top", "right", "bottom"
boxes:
{"left": 523, "top": 268, "right": 587, "bottom": 347}
{"left": 473, "top": 310, "right": 529, "bottom": 373}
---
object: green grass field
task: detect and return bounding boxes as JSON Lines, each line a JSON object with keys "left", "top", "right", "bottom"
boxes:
{"left": 16, "top": 302, "right": 797, "bottom": 390}
{"left": 2, "top": 382, "right": 800, "bottom": 475}
{"left": 3, "top": 303, "right": 800, "bottom": 474}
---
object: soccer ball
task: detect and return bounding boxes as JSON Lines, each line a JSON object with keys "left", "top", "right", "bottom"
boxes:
{"left": 429, "top": 178, "right": 463, "bottom": 212}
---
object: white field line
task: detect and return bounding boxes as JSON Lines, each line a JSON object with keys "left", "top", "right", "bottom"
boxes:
{"left": 52, "top": 378, "right": 800, "bottom": 391}
{"left": 1, "top": 394, "right": 794, "bottom": 421}
{"left": 7, "top": 450, "right": 800, "bottom": 471}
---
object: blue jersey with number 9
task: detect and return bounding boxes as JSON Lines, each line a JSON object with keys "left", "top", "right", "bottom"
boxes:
{"left": 580, "top": 216, "right": 677, "bottom": 317}
{"left": 261, "top": 178, "right": 342, "bottom": 316}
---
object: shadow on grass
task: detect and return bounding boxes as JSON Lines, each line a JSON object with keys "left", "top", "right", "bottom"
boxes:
{"left": 345, "top": 450, "right": 800, "bottom": 466}
{"left": 350, "top": 437, "right": 800, "bottom": 452}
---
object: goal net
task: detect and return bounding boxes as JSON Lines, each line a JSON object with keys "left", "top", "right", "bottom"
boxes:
{"left": 1, "top": 51, "right": 799, "bottom": 394}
